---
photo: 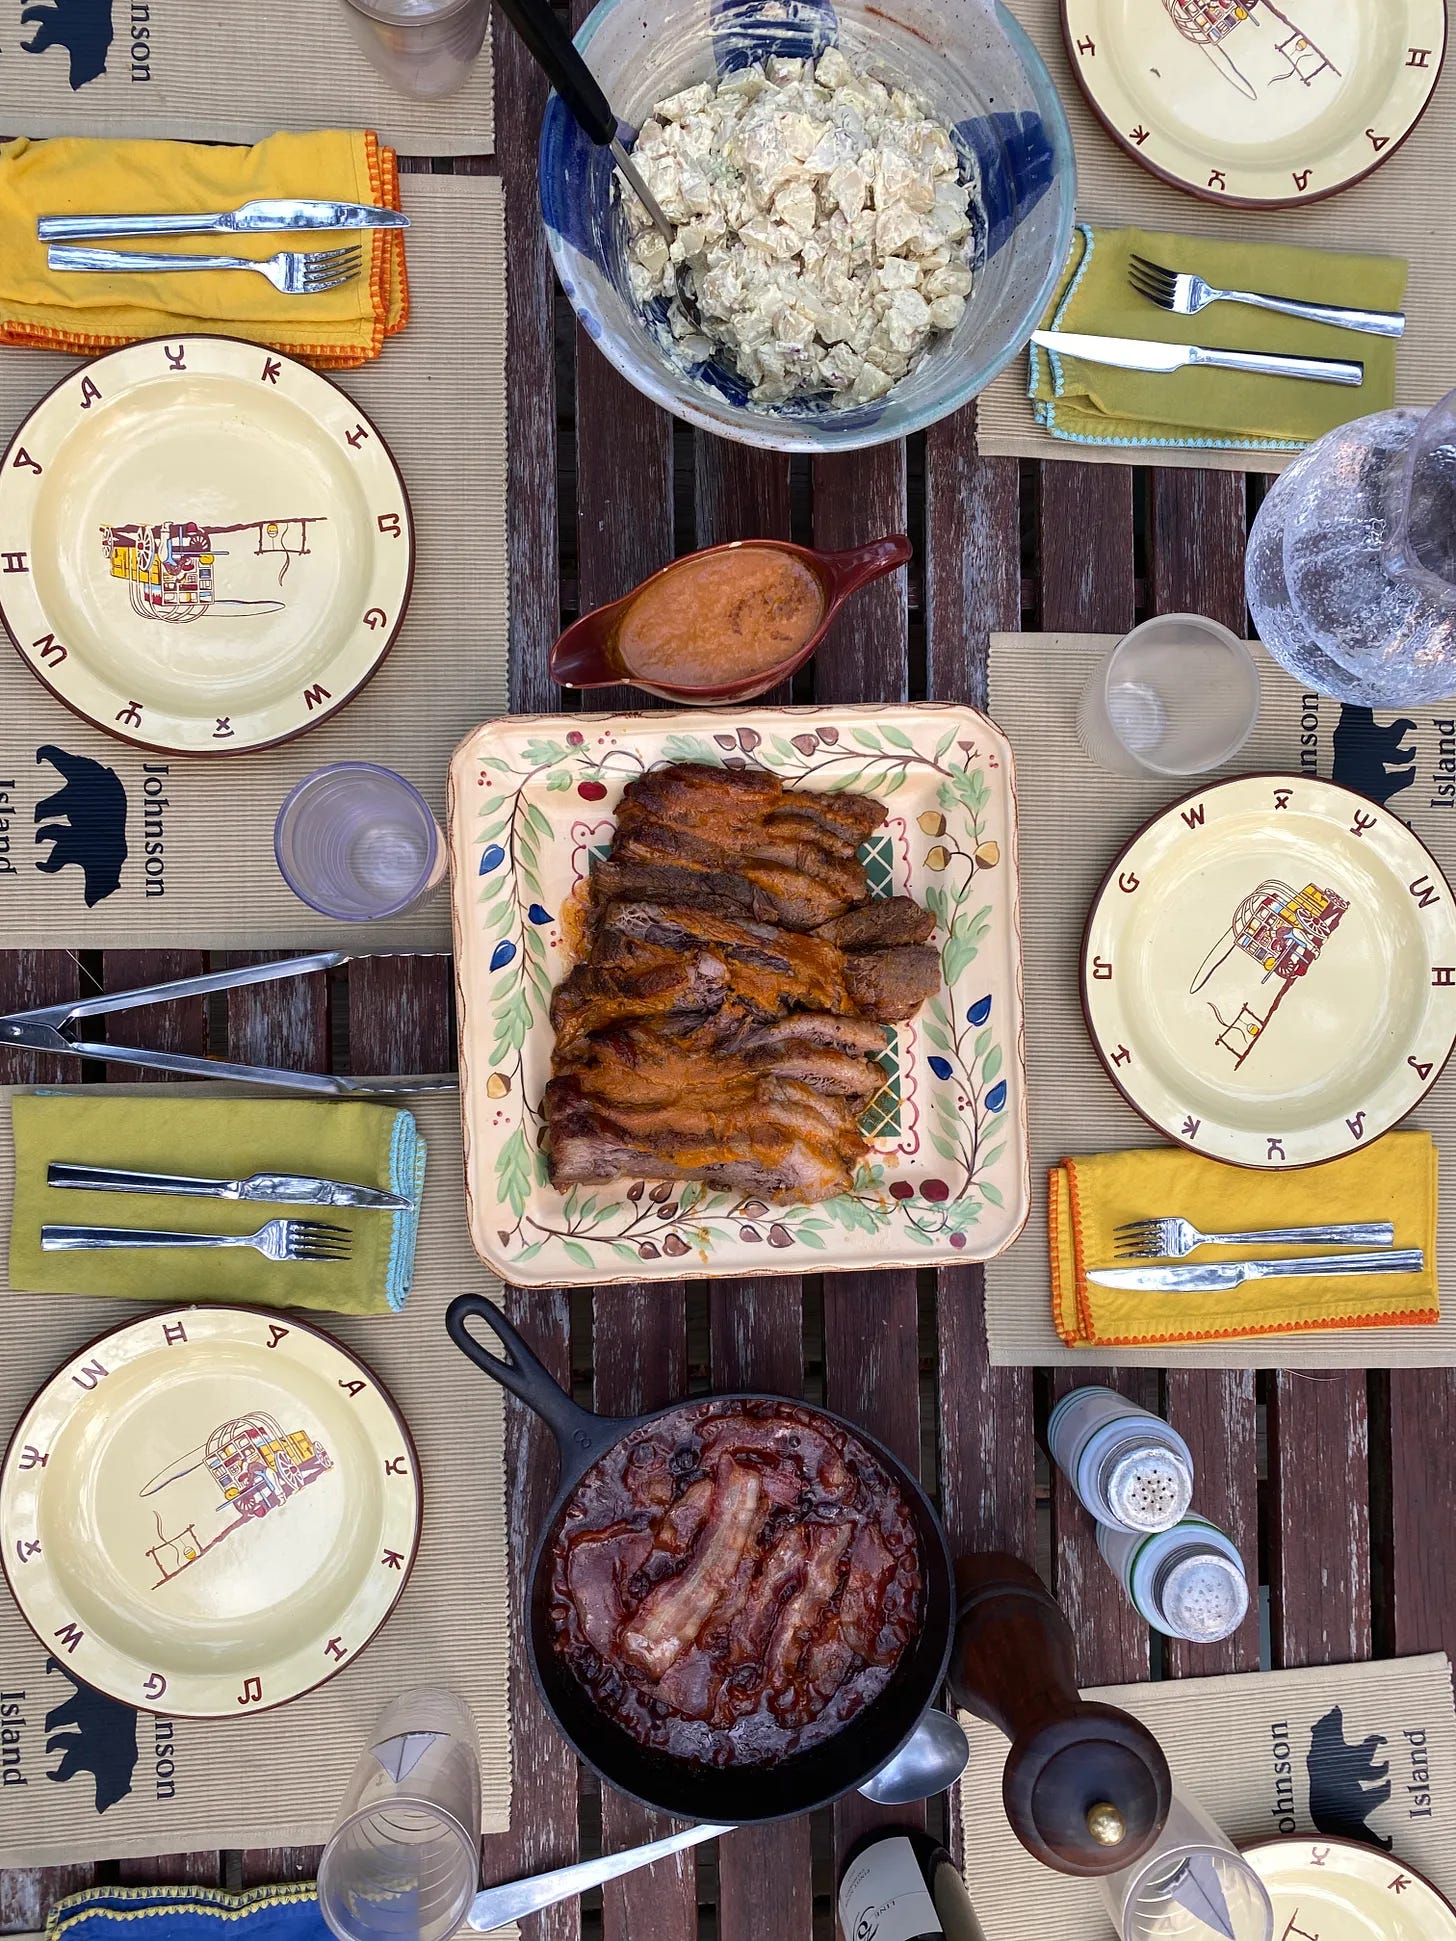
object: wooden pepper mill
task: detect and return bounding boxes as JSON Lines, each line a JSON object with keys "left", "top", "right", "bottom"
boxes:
{"left": 947, "top": 1553, "right": 1172, "bottom": 1878}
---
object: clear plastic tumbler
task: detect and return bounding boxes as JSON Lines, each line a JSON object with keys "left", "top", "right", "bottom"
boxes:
{"left": 275, "top": 763, "right": 445, "bottom": 922}
{"left": 317, "top": 1688, "right": 482, "bottom": 1941}
{"left": 340, "top": 0, "right": 489, "bottom": 98}
{"left": 1077, "top": 615, "right": 1261, "bottom": 778}
{"left": 1101, "top": 1788, "right": 1273, "bottom": 1941}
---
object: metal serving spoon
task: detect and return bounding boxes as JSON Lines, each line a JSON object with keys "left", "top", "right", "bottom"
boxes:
{"left": 857, "top": 1707, "right": 971, "bottom": 1805}
{"left": 463, "top": 1712, "right": 970, "bottom": 1929}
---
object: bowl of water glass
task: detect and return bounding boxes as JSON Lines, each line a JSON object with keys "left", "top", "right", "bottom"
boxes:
{"left": 539, "top": 0, "right": 1075, "bottom": 452}
{"left": 275, "top": 762, "right": 446, "bottom": 922}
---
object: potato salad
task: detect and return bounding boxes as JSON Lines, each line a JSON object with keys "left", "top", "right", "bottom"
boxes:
{"left": 623, "top": 48, "right": 975, "bottom": 407}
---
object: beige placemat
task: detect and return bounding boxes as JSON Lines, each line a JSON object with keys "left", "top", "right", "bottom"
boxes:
{"left": 0, "top": 14, "right": 491, "bottom": 156}
{"left": 959, "top": 1653, "right": 1456, "bottom": 1940}
{"left": 0, "top": 1085, "right": 512, "bottom": 1867}
{"left": 979, "top": 0, "right": 1453, "bottom": 470}
{"left": 0, "top": 171, "right": 506, "bottom": 949}
{"left": 986, "top": 632, "right": 1456, "bottom": 1368}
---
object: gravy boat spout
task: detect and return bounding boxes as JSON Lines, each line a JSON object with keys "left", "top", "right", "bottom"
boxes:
{"left": 548, "top": 595, "right": 630, "bottom": 689}
{"left": 547, "top": 532, "right": 912, "bottom": 706}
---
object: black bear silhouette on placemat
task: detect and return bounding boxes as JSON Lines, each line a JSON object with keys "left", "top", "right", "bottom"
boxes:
{"left": 20, "top": 0, "right": 113, "bottom": 89}
{"left": 1306, "top": 1704, "right": 1394, "bottom": 1849}
{"left": 44, "top": 1656, "right": 139, "bottom": 1815}
{"left": 1331, "top": 706, "right": 1419, "bottom": 809}
{"left": 34, "top": 744, "right": 128, "bottom": 906}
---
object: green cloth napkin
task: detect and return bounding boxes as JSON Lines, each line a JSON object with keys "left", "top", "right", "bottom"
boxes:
{"left": 1029, "top": 222, "right": 1408, "bottom": 452}
{"left": 9, "top": 1094, "right": 425, "bottom": 1314}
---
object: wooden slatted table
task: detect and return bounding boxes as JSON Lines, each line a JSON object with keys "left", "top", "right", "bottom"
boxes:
{"left": 4, "top": 16, "right": 1456, "bottom": 1936}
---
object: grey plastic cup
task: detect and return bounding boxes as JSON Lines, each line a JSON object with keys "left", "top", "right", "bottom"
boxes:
{"left": 1077, "top": 614, "right": 1261, "bottom": 778}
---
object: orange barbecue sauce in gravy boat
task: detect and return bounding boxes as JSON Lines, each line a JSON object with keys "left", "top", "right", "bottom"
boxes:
{"left": 547, "top": 534, "right": 912, "bottom": 705}
{"left": 612, "top": 545, "right": 825, "bottom": 690}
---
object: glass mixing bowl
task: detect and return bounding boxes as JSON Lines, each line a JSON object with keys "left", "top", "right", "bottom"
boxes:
{"left": 539, "top": 0, "right": 1076, "bottom": 453}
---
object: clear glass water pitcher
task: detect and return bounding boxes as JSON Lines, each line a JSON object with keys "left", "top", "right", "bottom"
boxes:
{"left": 1247, "top": 388, "right": 1456, "bottom": 705}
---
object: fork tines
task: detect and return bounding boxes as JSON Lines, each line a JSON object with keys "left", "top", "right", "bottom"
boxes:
{"left": 1127, "top": 254, "right": 1181, "bottom": 309}
{"left": 285, "top": 1219, "right": 352, "bottom": 1260}
{"left": 1113, "top": 1217, "right": 1174, "bottom": 1258}
{"left": 298, "top": 244, "right": 364, "bottom": 293}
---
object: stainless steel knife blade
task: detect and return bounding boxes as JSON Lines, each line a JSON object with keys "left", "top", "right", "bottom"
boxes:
{"left": 238, "top": 1173, "right": 412, "bottom": 1209}
{"left": 48, "top": 1161, "right": 411, "bottom": 1210}
{"left": 1088, "top": 1248, "right": 1424, "bottom": 1292}
{"left": 37, "top": 199, "right": 409, "bottom": 242}
{"left": 1031, "top": 329, "right": 1363, "bottom": 387}
{"left": 1032, "top": 329, "right": 1192, "bottom": 373}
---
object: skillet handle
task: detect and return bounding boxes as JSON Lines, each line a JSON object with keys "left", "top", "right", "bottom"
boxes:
{"left": 446, "top": 1293, "right": 616, "bottom": 1487}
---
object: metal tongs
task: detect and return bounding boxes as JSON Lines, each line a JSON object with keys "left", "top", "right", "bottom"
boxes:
{"left": 0, "top": 951, "right": 456, "bottom": 1095}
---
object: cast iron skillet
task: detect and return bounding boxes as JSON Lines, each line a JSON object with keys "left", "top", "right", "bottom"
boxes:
{"left": 447, "top": 1292, "right": 955, "bottom": 1824}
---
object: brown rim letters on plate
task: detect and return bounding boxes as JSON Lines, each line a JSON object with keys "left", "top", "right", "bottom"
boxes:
{"left": 0, "top": 337, "right": 414, "bottom": 757}
{"left": 1081, "top": 774, "right": 1456, "bottom": 1169}
{"left": 0, "top": 1304, "right": 422, "bottom": 1718}
{"left": 1243, "top": 1836, "right": 1456, "bottom": 1939}
{"left": 1060, "top": 0, "right": 1447, "bottom": 209}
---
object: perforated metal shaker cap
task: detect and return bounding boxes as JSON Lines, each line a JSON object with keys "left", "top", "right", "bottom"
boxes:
{"left": 1156, "top": 1550, "right": 1249, "bottom": 1642}
{"left": 1099, "top": 1437, "right": 1194, "bottom": 1532}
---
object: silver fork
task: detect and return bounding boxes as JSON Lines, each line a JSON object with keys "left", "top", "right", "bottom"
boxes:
{"left": 41, "top": 1219, "right": 352, "bottom": 1262}
{"left": 47, "top": 243, "right": 364, "bottom": 296}
{"left": 1114, "top": 1216, "right": 1395, "bottom": 1260}
{"left": 1127, "top": 253, "right": 1405, "bottom": 339}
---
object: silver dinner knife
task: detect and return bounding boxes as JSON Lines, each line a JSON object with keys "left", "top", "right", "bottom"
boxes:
{"left": 1032, "top": 329, "right": 1363, "bottom": 387}
{"left": 37, "top": 198, "right": 409, "bottom": 241}
{"left": 1088, "top": 1248, "right": 1424, "bottom": 1292}
{"left": 47, "top": 1162, "right": 411, "bottom": 1211}
{"left": 466, "top": 1824, "right": 731, "bottom": 1929}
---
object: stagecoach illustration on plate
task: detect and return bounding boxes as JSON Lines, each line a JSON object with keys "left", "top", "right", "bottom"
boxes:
{"left": 100, "top": 514, "right": 326, "bottom": 624}
{"left": 138, "top": 1410, "right": 333, "bottom": 1588}
{"left": 1190, "top": 878, "right": 1350, "bottom": 1069}
{"left": 1159, "top": 0, "right": 1341, "bottom": 101}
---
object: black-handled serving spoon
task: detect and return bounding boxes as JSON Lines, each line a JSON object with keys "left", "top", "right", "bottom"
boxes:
{"left": 494, "top": 0, "right": 705, "bottom": 324}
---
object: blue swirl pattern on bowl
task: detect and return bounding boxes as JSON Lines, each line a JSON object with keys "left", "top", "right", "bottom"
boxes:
{"left": 539, "top": 0, "right": 1075, "bottom": 452}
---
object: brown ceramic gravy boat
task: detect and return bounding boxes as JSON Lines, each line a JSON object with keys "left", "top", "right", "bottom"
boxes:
{"left": 548, "top": 533, "right": 913, "bottom": 705}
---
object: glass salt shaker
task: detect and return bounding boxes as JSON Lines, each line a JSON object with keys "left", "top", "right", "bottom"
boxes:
{"left": 1096, "top": 1516, "right": 1249, "bottom": 1645}
{"left": 1047, "top": 1387, "right": 1195, "bottom": 1534}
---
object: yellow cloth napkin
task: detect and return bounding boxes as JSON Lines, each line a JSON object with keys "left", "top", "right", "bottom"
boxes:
{"left": 1030, "top": 222, "right": 1407, "bottom": 452}
{"left": 1050, "top": 1132, "right": 1438, "bottom": 1348}
{"left": 9, "top": 1093, "right": 425, "bottom": 1314}
{"left": 0, "top": 130, "right": 408, "bottom": 369}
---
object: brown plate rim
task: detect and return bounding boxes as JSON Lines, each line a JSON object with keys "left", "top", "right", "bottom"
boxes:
{"left": 1241, "top": 1833, "right": 1456, "bottom": 1931}
{"left": 1057, "top": 0, "right": 1449, "bottom": 211}
{"left": 0, "top": 336, "right": 417, "bottom": 759}
{"left": 0, "top": 1301, "right": 424, "bottom": 1718}
{"left": 1077, "top": 770, "right": 1456, "bottom": 1170}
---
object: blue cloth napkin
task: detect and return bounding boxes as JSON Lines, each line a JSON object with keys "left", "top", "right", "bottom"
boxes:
{"left": 49, "top": 1884, "right": 330, "bottom": 1941}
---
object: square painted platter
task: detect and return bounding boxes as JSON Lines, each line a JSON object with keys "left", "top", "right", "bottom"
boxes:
{"left": 447, "top": 703, "right": 1030, "bottom": 1288}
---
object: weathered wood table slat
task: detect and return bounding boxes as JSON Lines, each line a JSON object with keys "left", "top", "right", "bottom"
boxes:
{"left": 5, "top": 10, "right": 1456, "bottom": 1934}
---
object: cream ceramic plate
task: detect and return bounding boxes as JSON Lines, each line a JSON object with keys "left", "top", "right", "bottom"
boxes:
{"left": 1245, "top": 1837, "right": 1456, "bottom": 1939}
{"left": 1083, "top": 775, "right": 1456, "bottom": 1167}
{"left": 1062, "top": 0, "right": 1446, "bottom": 206}
{"left": 448, "top": 704, "right": 1030, "bottom": 1286}
{"left": 0, "top": 337, "right": 413, "bottom": 755}
{"left": 0, "top": 1306, "right": 421, "bottom": 1717}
